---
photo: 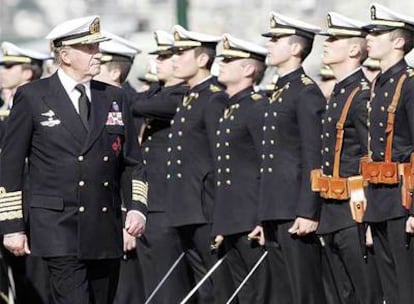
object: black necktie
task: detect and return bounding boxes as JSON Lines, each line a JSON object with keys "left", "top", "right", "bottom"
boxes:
{"left": 75, "top": 84, "right": 90, "bottom": 130}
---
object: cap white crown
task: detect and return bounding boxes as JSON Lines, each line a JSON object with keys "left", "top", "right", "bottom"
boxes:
{"left": 270, "top": 12, "right": 321, "bottom": 34}
{"left": 370, "top": 3, "right": 414, "bottom": 27}
{"left": 100, "top": 31, "right": 141, "bottom": 58}
{"left": 172, "top": 25, "right": 221, "bottom": 43}
{"left": 1, "top": 41, "right": 50, "bottom": 62}
{"left": 221, "top": 33, "right": 267, "bottom": 58}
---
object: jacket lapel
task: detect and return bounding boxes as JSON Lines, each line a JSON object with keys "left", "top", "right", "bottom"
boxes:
{"left": 81, "top": 81, "right": 113, "bottom": 153}
{"left": 41, "top": 73, "right": 87, "bottom": 145}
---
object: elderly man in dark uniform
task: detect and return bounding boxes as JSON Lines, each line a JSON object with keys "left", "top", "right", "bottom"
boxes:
{"left": 254, "top": 12, "right": 327, "bottom": 304}
{"left": 211, "top": 33, "right": 269, "bottom": 303}
{"left": 132, "top": 30, "right": 192, "bottom": 304}
{"left": 362, "top": 4, "right": 414, "bottom": 304}
{"left": 0, "top": 16, "right": 147, "bottom": 304}
{"left": 165, "top": 25, "right": 229, "bottom": 303}
{"left": 314, "top": 12, "right": 383, "bottom": 304}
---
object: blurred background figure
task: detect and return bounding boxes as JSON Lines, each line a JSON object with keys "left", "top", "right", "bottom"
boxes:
{"left": 316, "top": 65, "right": 336, "bottom": 100}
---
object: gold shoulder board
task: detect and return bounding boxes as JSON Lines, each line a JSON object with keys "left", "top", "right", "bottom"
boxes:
{"left": 209, "top": 84, "right": 222, "bottom": 92}
{"left": 301, "top": 76, "right": 314, "bottom": 86}
{"left": 251, "top": 93, "right": 263, "bottom": 101}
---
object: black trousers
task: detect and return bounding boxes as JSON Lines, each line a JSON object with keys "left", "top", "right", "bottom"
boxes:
{"left": 223, "top": 233, "right": 269, "bottom": 304}
{"left": 263, "top": 220, "right": 326, "bottom": 304}
{"left": 319, "top": 225, "right": 383, "bottom": 304}
{"left": 137, "top": 212, "right": 192, "bottom": 304}
{"left": 1, "top": 245, "right": 49, "bottom": 304}
{"left": 177, "top": 224, "right": 233, "bottom": 304}
{"left": 370, "top": 217, "right": 413, "bottom": 304}
{"left": 44, "top": 256, "right": 120, "bottom": 304}
{"left": 113, "top": 251, "right": 146, "bottom": 304}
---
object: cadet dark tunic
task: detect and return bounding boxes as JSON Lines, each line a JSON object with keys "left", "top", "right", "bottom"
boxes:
{"left": 212, "top": 87, "right": 265, "bottom": 236}
{"left": 134, "top": 83, "right": 187, "bottom": 212}
{"left": 258, "top": 67, "right": 325, "bottom": 222}
{"left": 364, "top": 59, "right": 414, "bottom": 222}
{"left": 317, "top": 69, "right": 370, "bottom": 234}
{"left": 0, "top": 73, "right": 147, "bottom": 259}
{"left": 165, "top": 77, "right": 226, "bottom": 227}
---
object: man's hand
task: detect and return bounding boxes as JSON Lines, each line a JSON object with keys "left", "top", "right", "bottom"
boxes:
{"left": 288, "top": 217, "right": 318, "bottom": 236}
{"left": 125, "top": 211, "right": 146, "bottom": 237}
{"left": 212, "top": 235, "right": 224, "bottom": 251}
{"left": 248, "top": 225, "right": 265, "bottom": 246}
{"left": 406, "top": 216, "right": 414, "bottom": 234}
{"left": 3, "top": 233, "right": 30, "bottom": 256}
{"left": 123, "top": 229, "right": 137, "bottom": 252}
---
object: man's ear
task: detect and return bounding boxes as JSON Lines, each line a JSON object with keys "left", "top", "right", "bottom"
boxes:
{"left": 290, "top": 42, "right": 302, "bottom": 57}
{"left": 196, "top": 52, "right": 209, "bottom": 69}
{"left": 348, "top": 43, "right": 360, "bottom": 58}
{"left": 392, "top": 36, "right": 406, "bottom": 51}
{"left": 242, "top": 62, "right": 255, "bottom": 78}
{"left": 59, "top": 48, "right": 71, "bottom": 65}
{"left": 109, "top": 67, "right": 122, "bottom": 83}
{"left": 21, "top": 69, "right": 34, "bottom": 82}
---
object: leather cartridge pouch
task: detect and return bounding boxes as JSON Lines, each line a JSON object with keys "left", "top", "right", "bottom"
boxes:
{"left": 311, "top": 170, "right": 349, "bottom": 200}
{"left": 361, "top": 161, "right": 399, "bottom": 184}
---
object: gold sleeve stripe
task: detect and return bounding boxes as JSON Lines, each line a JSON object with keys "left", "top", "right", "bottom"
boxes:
{"left": 0, "top": 205, "right": 22, "bottom": 213}
{"left": 132, "top": 180, "right": 148, "bottom": 206}
{"left": 0, "top": 201, "right": 22, "bottom": 208}
{"left": 0, "top": 210, "right": 23, "bottom": 221}
{"left": 0, "top": 190, "right": 22, "bottom": 205}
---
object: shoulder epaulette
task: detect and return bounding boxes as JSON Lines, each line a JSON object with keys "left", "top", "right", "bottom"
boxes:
{"left": 301, "top": 75, "right": 314, "bottom": 86}
{"left": 0, "top": 110, "right": 10, "bottom": 118}
{"left": 360, "top": 79, "right": 370, "bottom": 91}
{"left": 209, "top": 84, "right": 222, "bottom": 92}
{"left": 250, "top": 93, "right": 263, "bottom": 101}
{"left": 406, "top": 67, "right": 414, "bottom": 78}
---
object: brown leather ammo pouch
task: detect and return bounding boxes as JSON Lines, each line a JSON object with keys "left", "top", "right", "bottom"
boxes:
{"left": 311, "top": 169, "right": 349, "bottom": 200}
{"left": 360, "top": 161, "right": 399, "bottom": 185}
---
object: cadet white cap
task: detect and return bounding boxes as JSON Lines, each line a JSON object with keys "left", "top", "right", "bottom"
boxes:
{"left": 217, "top": 34, "right": 267, "bottom": 62}
{"left": 46, "top": 16, "right": 109, "bottom": 48}
{"left": 365, "top": 3, "right": 414, "bottom": 32}
{"left": 363, "top": 57, "right": 381, "bottom": 70}
{"left": 172, "top": 25, "right": 221, "bottom": 50}
{"left": 320, "top": 12, "right": 368, "bottom": 37}
{"left": 99, "top": 31, "right": 141, "bottom": 63}
{"left": 149, "top": 30, "right": 175, "bottom": 55}
{"left": 0, "top": 41, "right": 50, "bottom": 65}
{"left": 262, "top": 12, "right": 321, "bottom": 39}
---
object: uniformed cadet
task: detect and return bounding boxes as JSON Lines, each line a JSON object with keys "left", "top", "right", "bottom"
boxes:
{"left": 315, "top": 12, "right": 383, "bottom": 304}
{"left": 0, "top": 42, "right": 50, "bottom": 143}
{"left": 210, "top": 33, "right": 269, "bottom": 303}
{"left": 362, "top": 4, "right": 414, "bottom": 304}
{"left": 93, "top": 32, "right": 147, "bottom": 304}
{"left": 0, "top": 16, "right": 148, "bottom": 304}
{"left": 0, "top": 41, "right": 50, "bottom": 304}
{"left": 165, "top": 25, "right": 229, "bottom": 303}
{"left": 256, "top": 12, "right": 327, "bottom": 304}
{"left": 132, "top": 30, "right": 192, "bottom": 304}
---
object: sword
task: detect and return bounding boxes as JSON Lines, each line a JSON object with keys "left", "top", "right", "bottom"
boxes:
{"left": 179, "top": 254, "right": 227, "bottom": 304}
{"left": 144, "top": 252, "right": 186, "bottom": 304}
{"left": 225, "top": 250, "right": 268, "bottom": 304}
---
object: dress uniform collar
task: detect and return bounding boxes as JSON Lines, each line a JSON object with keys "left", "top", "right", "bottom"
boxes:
{"left": 332, "top": 69, "right": 364, "bottom": 95}
{"left": 189, "top": 76, "right": 217, "bottom": 94}
{"left": 375, "top": 59, "right": 407, "bottom": 87}
{"left": 276, "top": 67, "right": 305, "bottom": 87}
{"left": 227, "top": 86, "right": 254, "bottom": 106}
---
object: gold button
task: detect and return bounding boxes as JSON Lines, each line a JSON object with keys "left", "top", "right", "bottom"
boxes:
{"left": 321, "top": 119, "right": 325, "bottom": 124}
{"left": 263, "top": 126, "right": 267, "bottom": 131}
{"left": 225, "top": 168, "right": 230, "bottom": 173}
{"left": 325, "top": 161, "right": 330, "bottom": 166}
{"left": 78, "top": 156, "right": 84, "bottom": 161}
{"left": 178, "top": 131, "right": 183, "bottom": 136}
{"left": 217, "top": 181, "right": 221, "bottom": 186}
{"left": 340, "top": 88, "right": 345, "bottom": 94}
{"left": 147, "top": 125, "right": 152, "bottom": 130}
{"left": 264, "top": 112, "right": 268, "bottom": 117}
{"left": 333, "top": 103, "right": 337, "bottom": 108}
{"left": 380, "top": 137, "right": 384, "bottom": 142}
{"left": 148, "top": 136, "right": 152, "bottom": 141}
{"left": 273, "top": 112, "right": 277, "bottom": 117}
{"left": 271, "top": 125, "right": 276, "bottom": 130}
{"left": 168, "top": 133, "right": 173, "bottom": 138}
{"left": 390, "top": 78, "right": 394, "bottom": 83}
{"left": 262, "top": 154, "right": 265, "bottom": 159}
{"left": 103, "top": 156, "right": 109, "bottom": 162}
{"left": 324, "top": 147, "right": 329, "bottom": 152}
{"left": 216, "top": 143, "right": 220, "bottom": 148}
{"left": 167, "top": 147, "right": 172, "bottom": 152}
{"left": 177, "top": 173, "right": 182, "bottom": 178}
{"left": 181, "top": 117, "right": 185, "bottom": 123}
{"left": 225, "top": 154, "right": 230, "bottom": 160}
{"left": 167, "top": 161, "right": 171, "bottom": 166}
{"left": 226, "top": 128, "right": 230, "bottom": 134}
{"left": 230, "top": 116, "right": 234, "bottom": 120}
{"left": 384, "top": 92, "right": 388, "bottom": 98}
{"left": 79, "top": 180, "right": 85, "bottom": 186}
{"left": 145, "top": 147, "right": 150, "bottom": 152}
{"left": 103, "top": 181, "right": 109, "bottom": 187}
{"left": 268, "top": 168, "right": 273, "bottom": 173}
{"left": 102, "top": 207, "right": 108, "bottom": 213}
{"left": 218, "top": 156, "right": 222, "bottom": 161}
{"left": 219, "top": 118, "right": 223, "bottom": 123}
{"left": 379, "top": 122, "right": 384, "bottom": 127}
{"left": 79, "top": 206, "right": 85, "bottom": 213}
{"left": 177, "top": 160, "right": 182, "bottom": 165}
{"left": 381, "top": 106, "right": 385, "bottom": 112}
{"left": 218, "top": 168, "right": 222, "bottom": 174}
{"left": 226, "top": 180, "right": 231, "bottom": 185}
{"left": 380, "top": 152, "right": 384, "bottom": 156}
{"left": 269, "top": 154, "right": 274, "bottom": 159}
{"left": 260, "top": 168, "right": 264, "bottom": 173}
{"left": 225, "top": 142, "right": 229, "bottom": 147}
{"left": 166, "top": 174, "right": 171, "bottom": 179}
{"left": 216, "top": 130, "right": 221, "bottom": 135}
{"left": 270, "top": 140, "right": 275, "bottom": 145}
